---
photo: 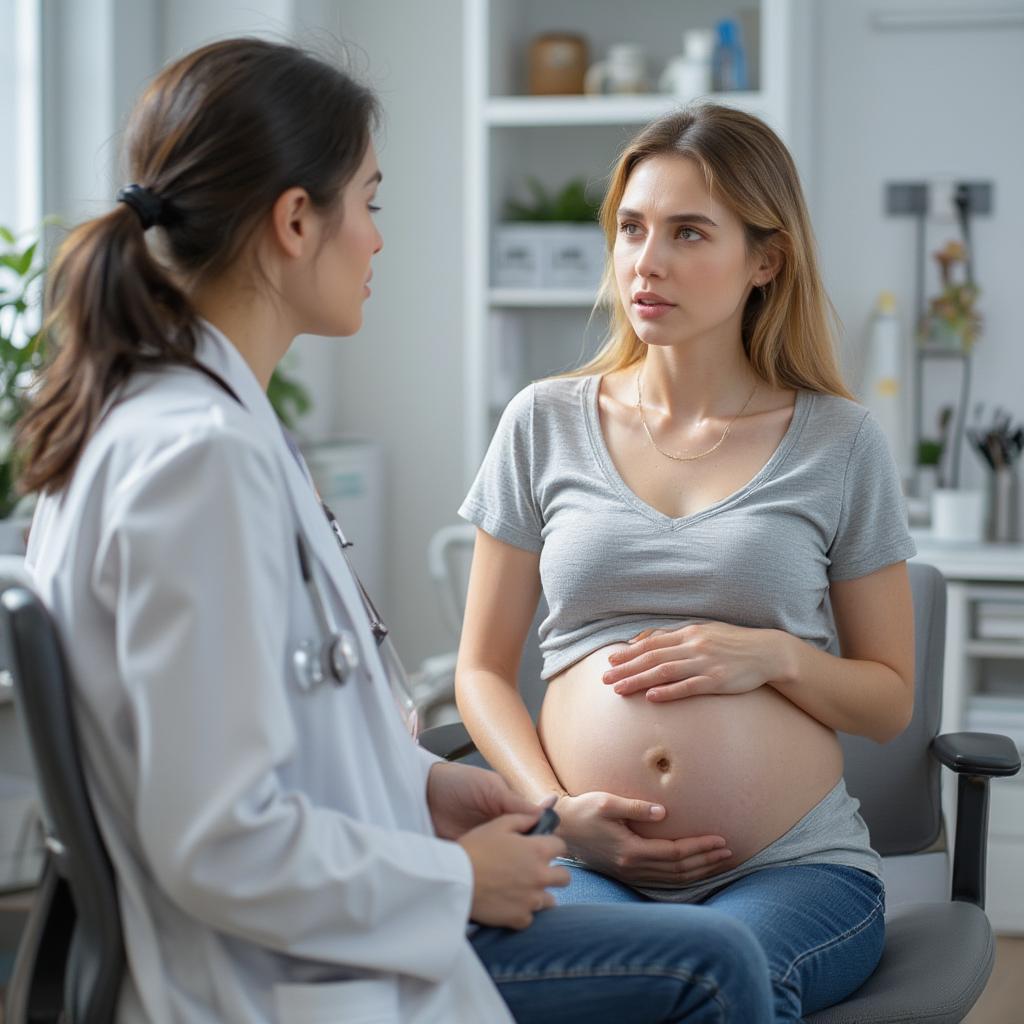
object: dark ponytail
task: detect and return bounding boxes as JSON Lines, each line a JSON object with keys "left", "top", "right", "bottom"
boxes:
{"left": 17, "top": 38, "right": 379, "bottom": 495}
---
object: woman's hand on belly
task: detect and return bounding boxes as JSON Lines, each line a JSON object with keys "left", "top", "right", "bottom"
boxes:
{"left": 556, "top": 790, "right": 733, "bottom": 885}
{"left": 601, "top": 622, "right": 789, "bottom": 703}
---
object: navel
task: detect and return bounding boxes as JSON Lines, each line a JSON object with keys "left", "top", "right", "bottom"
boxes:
{"left": 644, "top": 746, "right": 673, "bottom": 779}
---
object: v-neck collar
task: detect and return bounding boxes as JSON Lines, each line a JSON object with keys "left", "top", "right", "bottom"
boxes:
{"left": 582, "top": 373, "right": 810, "bottom": 529}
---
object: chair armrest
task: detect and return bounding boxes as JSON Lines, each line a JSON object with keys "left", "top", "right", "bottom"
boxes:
{"left": 931, "top": 732, "right": 1021, "bottom": 777}
{"left": 929, "top": 732, "right": 1022, "bottom": 908}
{"left": 418, "top": 722, "right": 478, "bottom": 762}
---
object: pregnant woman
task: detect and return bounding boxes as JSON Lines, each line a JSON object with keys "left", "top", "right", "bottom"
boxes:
{"left": 455, "top": 105, "right": 917, "bottom": 1021}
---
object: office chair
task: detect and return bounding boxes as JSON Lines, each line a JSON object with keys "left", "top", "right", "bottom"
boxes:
{"left": 0, "top": 579, "right": 124, "bottom": 1024}
{"left": 420, "top": 561, "right": 1021, "bottom": 1023}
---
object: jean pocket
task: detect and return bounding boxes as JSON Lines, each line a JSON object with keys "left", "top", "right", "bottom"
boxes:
{"left": 273, "top": 978, "right": 399, "bottom": 1023}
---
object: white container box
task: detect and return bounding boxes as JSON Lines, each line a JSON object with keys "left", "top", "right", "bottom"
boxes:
{"left": 493, "top": 223, "right": 605, "bottom": 289}
{"left": 493, "top": 224, "right": 546, "bottom": 288}
{"left": 545, "top": 224, "right": 606, "bottom": 289}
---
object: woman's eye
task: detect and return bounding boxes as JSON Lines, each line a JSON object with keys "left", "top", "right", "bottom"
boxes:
{"left": 618, "top": 222, "right": 641, "bottom": 236}
{"left": 368, "top": 204, "right": 381, "bottom": 213}
{"left": 678, "top": 226, "right": 702, "bottom": 241}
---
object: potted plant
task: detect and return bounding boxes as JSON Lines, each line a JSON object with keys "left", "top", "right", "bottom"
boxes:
{"left": 494, "top": 177, "right": 605, "bottom": 290}
{"left": 0, "top": 223, "right": 312, "bottom": 552}
{"left": 919, "top": 239, "right": 982, "bottom": 351}
{"left": 0, "top": 225, "right": 48, "bottom": 550}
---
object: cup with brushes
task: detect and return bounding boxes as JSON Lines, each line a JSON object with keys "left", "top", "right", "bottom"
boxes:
{"left": 967, "top": 403, "right": 1024, "bottom": 542}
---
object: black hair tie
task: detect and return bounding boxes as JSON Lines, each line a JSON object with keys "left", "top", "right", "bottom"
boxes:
{"left": 116, "top": 184, "right": 165, "bottom": 230}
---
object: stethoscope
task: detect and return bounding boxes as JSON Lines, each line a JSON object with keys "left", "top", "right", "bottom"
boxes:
{"left": 293, "top": 510, "right": 419, "bottom": 736}
{"left": 292, "top": 501, "right": 384, "bottom": 690}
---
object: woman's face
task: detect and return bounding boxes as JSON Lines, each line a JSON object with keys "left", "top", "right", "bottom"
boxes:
{"left": 613, "top": 153, "right": 763, "bottom": 350}
{"left": 308, "top": 142, "right": 384, "bottom": 337}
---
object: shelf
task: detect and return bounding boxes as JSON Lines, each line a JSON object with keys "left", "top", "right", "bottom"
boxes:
{"left": 485, "top": 92, "right": 765, "bottom": 127}
{"left": 488, "top": 287, "right": 599, "bottom": 308}
{"left": 965, "top": 639, "right": 1024, "bottom": 660}
{"left": 917, "top": 344, "right": 969, "bottom": 360}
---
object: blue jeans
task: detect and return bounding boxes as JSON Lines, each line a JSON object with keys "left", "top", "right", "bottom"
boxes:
{"left": 548, "top": 862, "right": 886, "bottom": 1022}
{"left": 470, "top": 902, "right": 774, "bottom": 1022}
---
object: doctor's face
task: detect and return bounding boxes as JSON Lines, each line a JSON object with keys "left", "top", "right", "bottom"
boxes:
{"left": 309, "top": 143, "right": 383, "bottom": 337}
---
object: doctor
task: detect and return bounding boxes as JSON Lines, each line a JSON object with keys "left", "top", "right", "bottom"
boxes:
{"left": 18, "top": 38, "right": 775, "bottom": 1023}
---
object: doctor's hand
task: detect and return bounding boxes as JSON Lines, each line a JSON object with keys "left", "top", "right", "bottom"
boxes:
{"left": 426, "top": 761, "right": 538, "bottom": 840}
{"left": 600, "top": 622, "right": 790, "bottom": 702}
{"left": 457, "top": 811, "right": 570, "bottom": 929}
{"left": 555, "top": 791, "right": 732, "bottom": 886}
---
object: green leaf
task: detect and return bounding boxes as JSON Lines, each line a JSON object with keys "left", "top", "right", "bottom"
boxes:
{"left": 0, "top": 226, "right": 14, "bottom": 243}
{"left": 503, "top": 176, "right": 601, "bottom": 223}
{"left": 13, "top": 242, "right": 37, "bottom": 277}
{"left": 0, "top": 457, "right": 17, "bottom": 518}
{"left": 267, "top": 368, "right": 312, "bottom": 430}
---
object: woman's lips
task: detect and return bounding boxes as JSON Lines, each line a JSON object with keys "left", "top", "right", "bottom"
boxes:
{"left": 633, "top": 299, "right": 675, "bottom": 320}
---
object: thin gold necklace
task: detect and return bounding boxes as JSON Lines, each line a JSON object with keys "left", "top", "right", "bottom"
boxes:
{"left": 635, "top": 370, "right": 759, "bottom": 462}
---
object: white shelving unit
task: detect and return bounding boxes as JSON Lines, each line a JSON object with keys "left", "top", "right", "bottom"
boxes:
{"left": 463, "top": 0, "right": 817, "bottom": 483}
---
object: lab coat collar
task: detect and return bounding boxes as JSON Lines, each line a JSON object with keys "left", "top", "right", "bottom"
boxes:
{"left": 192, "top": 318, "right": 281, "bottom": 437}
{"left": 192, "top": 321, "right": 354, "bottom": 599}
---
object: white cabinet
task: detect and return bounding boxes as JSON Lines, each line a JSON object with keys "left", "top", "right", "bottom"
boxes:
{"left": 462, "top": 0, "right": 817, "bottom": 483}
{"left": 912, "top": 535, "right": 1024, "bottom": 935}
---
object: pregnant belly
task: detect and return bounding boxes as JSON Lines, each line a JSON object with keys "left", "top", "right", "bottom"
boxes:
{"left": 537, "top": 642, "right": 844, "bottom": 871}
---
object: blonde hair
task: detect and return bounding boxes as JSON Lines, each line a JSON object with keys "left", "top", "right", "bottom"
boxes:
{"left": 559, "top": 104, "right": 854, "bottom": 399}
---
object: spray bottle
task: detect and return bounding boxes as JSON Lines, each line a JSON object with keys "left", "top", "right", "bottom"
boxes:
{"left": 861, "top": 291, "right": 909, "bottom": 481}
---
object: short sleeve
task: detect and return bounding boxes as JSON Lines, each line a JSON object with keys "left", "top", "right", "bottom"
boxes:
{"left": 828, "top": 411, "right": 917, "bottom": 582}
{"left": 458, "top": 384, "right": 543, "bottom": 552}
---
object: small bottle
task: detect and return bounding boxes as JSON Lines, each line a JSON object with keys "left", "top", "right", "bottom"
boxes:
{"left": 660, "top": 29, "right": 714, "bottom": 100}
{"left": 711, "top": 19, "right": 748, "bottom": 92}
{"left": 861, "top": 291, "right": 909, "bottom": 481}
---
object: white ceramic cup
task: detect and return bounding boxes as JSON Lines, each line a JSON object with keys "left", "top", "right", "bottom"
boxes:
{"left": 931, "top": 488, "right": 986, "bottom": 542}
{"left": 585, "top": 45, "right": 647, "bottom": 94}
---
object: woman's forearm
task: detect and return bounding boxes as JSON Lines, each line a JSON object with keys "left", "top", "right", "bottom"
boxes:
{"left": 455, "top": 669, "right": 568, "bottom": 803}
{"left": 768, "top": 630, "right": 913, "bottom": 743}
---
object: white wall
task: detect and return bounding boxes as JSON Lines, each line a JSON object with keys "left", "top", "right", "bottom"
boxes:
{"left": 2, "top": 0, "right": 42, "bottom": 232}
{"left": 814, "top": 0, "right": 1024, "bottom": 506}
{"left": 40, "top": 0, "right": 161, "bottom": 226}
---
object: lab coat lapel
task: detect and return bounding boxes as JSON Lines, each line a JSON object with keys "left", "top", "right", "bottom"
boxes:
{"left": 196, "top": 325, "right": 432, "bottom": 826}
{"left": 193, "top": 324, "right": 369, "bottom": 624}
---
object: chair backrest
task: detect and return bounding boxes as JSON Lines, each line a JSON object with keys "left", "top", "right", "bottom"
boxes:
{"left": 839, "top": 561, "right": 946, "bottom": 856}
{"left": 0, "top": 579, "right": 124, "bottom": 1024}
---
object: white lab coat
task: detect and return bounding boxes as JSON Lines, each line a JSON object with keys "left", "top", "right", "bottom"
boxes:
{"left": 25, "top": 322, "right": 514, "bottom": 1024}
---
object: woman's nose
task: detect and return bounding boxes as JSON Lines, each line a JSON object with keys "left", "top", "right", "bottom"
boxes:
{"left": 634, "top": 236, "right": 664, "bottom": 280}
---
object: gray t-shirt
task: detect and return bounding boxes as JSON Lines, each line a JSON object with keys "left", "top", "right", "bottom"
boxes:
{"left": 459, "top": 374, "right": 917, "bottom": 682}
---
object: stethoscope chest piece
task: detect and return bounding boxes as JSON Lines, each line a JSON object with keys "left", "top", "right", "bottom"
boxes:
{"left": 293, "top": 531, "right": 367, "bottom": 690}
{"left": 293, "top": 629, "right": 360, "bottom": 691}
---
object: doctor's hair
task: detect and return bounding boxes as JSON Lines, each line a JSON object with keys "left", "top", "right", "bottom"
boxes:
{"left": 17, "top": 37, "right": 379, "bottom": 496}
{"left": 562, "top": 104, "right": 854, "bottom": 400}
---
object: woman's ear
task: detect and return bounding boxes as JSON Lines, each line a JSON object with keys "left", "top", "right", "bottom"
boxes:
{"left": 754, "top": 238, "right": 785, "bottom": 288}
{"left": 269, "top": 187, "right": 314, "bottom": 260}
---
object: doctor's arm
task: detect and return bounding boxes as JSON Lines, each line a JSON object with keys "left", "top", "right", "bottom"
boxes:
{"left": 101, "top": 427, "right": 483, "bottom": 982}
